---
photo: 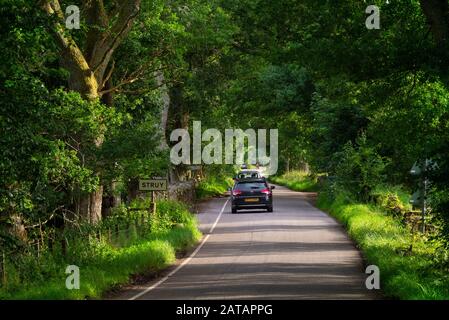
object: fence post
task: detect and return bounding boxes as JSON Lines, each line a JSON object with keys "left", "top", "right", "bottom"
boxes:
{"left": 149, "top": 202, "right": 156, "bottom": 215}
{"left": 150, "top": 191, "right": 156, "bottom": 215}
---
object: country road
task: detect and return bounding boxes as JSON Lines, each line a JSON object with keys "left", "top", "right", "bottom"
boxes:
{"left": 114, "top": 185, "right": 381, "bottom": 300}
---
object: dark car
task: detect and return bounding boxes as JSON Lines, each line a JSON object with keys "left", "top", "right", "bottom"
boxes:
{"left": 230, "top": 179, "right": 275, "bottom": 213}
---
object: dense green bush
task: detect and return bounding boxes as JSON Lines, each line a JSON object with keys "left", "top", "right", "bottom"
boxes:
{"left": 196, "top": 165, "right": 234, "bottom": 199}
{"left": 269, "top": 171, "right": 319, "bottom": 192}
{"left": 334, "top": 134, "right": 389, "bottom": 202}
{"left": 370, "top": 185, "right": 412, "bottom": 217}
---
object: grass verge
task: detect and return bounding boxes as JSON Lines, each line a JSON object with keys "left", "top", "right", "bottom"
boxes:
{"left": 0, "top": 201, "right": 202, "bottom": 300}
{"left": 317, "top": 192, "right": 449, "bottom": 300}
{"left": 269, "top": 171, "right": 319, "bottom": 192}
{"left": 196, "top": 174, "right": 233, "bottom": 199}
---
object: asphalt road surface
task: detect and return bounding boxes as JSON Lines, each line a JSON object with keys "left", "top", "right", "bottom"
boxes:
{"left": 115, "top": 185, "right": 380, "bottom": 300}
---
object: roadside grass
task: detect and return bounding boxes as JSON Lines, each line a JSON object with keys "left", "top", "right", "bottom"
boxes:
{"left": 196, "top": 174, "right": 233, "bottom": 199}
{"left": 269, "top": 171, "right": 319, "bottom": 192}
{"left": 0, "top": 201, "right": 202, "bottom": 300}
{"left": 370, "top": 184, "right": 413, "bottom": 213}
{"left": 317, "top": 193, "right": 449, "bottom": 300}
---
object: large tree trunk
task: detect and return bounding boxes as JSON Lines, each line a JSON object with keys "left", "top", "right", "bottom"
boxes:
{"left": 78, "top": 185, "right": 103, "bottom": 224}
{"left": 41, "top": 0, "right": 142, "bottom": 223}
{"left": 155, "top": 70, "right": 180, "bottom": 184}
{"left": 89, "top": 186, "right": 103, "bottom": 223}
{"left": 168, "top": 84, "right": 191, "bottom": 182}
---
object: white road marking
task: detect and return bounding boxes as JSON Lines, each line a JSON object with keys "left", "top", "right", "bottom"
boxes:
{"left": 128, "top": 198, "right": 229, "bottom": 300}
{"left": 208, "top": 199, "right": 229, "bottom": 234}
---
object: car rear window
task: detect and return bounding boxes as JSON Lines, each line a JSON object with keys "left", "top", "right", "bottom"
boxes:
{"left": 236, "top": 182, "right": 266, "bottom": 191}
{"left": 237, "top": 171, "right": 260, "bottom": 179}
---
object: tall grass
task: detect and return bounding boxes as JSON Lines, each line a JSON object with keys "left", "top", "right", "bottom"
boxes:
{"left": 370, "top": 184, "right": 413, "bottom": 213}
{"left": 269, "top": 171, "right": 319, "bottom": 192}
{"left": 318, "top": 193, "right": 449, "bottom": 300}
{"left": 0, "top": 200, "right": 202, "bottom": 300}
{"left": 196, "top": 174, "right": 233, "bottom": 199}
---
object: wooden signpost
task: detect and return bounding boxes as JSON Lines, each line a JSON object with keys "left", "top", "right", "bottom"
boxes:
{"left": 139, "top": 177, "right": 168, "bottom": 214}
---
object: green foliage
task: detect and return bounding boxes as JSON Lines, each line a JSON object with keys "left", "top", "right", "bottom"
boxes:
{"left": 317, "top": 193, "right": 449, "bottom": 300}
{"left": 309, "top": 85, "right": 368, "bottom": 173}
{"left": 3, "top": 0, "right": 449, "bottom": 301}
{"left": 334, "top": 134, "right": 389, "bottom": 202}
{"left": 0, "top": 87, "right": 117, "bottom": 232}
{"left": 213, "top": 0, "right": 449, "bottom": 251}
{"left": 370, "top": 185, "right": 412, "bottom": 216}
{"left": 132, "top": 198, "right": 196, "bottom": 232}
{"left": 0, "top": 200, "right": 201, "bottom": 299}
{"left": 270, "top": 171, "right": 319, "bottom": 192}
{"left": 196, "top": 166, "right": 234, "bottom": 199}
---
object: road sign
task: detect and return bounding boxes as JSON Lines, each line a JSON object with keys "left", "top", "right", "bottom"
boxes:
{"left": 410, "top": 159, "right": 438, "bottom": 176}
{"left": 139, "top": 179, "right": 168, "bottom": 191}
{"left": 410, "top": 190, "right": 424, "bottom": 207}
{"left": 409, "top": 159, "right": 438, "bottom": 233}
{"left": 410, "top": 162, "right": 422, "bottom": 176}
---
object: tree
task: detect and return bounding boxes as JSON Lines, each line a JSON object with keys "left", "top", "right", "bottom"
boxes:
{"left": 39, "top": 0, "right": 143, "bottom": 222}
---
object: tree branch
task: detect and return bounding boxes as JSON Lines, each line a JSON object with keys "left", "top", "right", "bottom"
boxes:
{"left": 40, "top": 0, "right": 99, "bottom": 99}
{"left": 84, "top": 0, "right": 110, "bottom": 63}
{"left": 100, "top": 59, "right": 115, "bottom": 90}
{"left": 99, "top": 72, "right": 177, "bottom": 96}
{"left": 91, "top": 0, "right": 142, "bottom": 78}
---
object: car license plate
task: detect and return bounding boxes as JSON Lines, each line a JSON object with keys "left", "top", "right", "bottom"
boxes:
{"left": 245, "top": 198, "right": 259, "bottom": 203}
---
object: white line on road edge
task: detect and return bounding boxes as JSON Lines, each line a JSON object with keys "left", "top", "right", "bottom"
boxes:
{"left": 128, "top": 198, "right": 229, "bottom": 300}
{"left": 208, "top": 199, "right": 229, "bottom": 234}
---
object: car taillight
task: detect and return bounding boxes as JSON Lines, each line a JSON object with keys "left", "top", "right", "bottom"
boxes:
{"left": 261, "top": 188, "right": 271, "bottom": 194}
{"left": 232, "top": 189, "right": 242, "bottom": 196}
